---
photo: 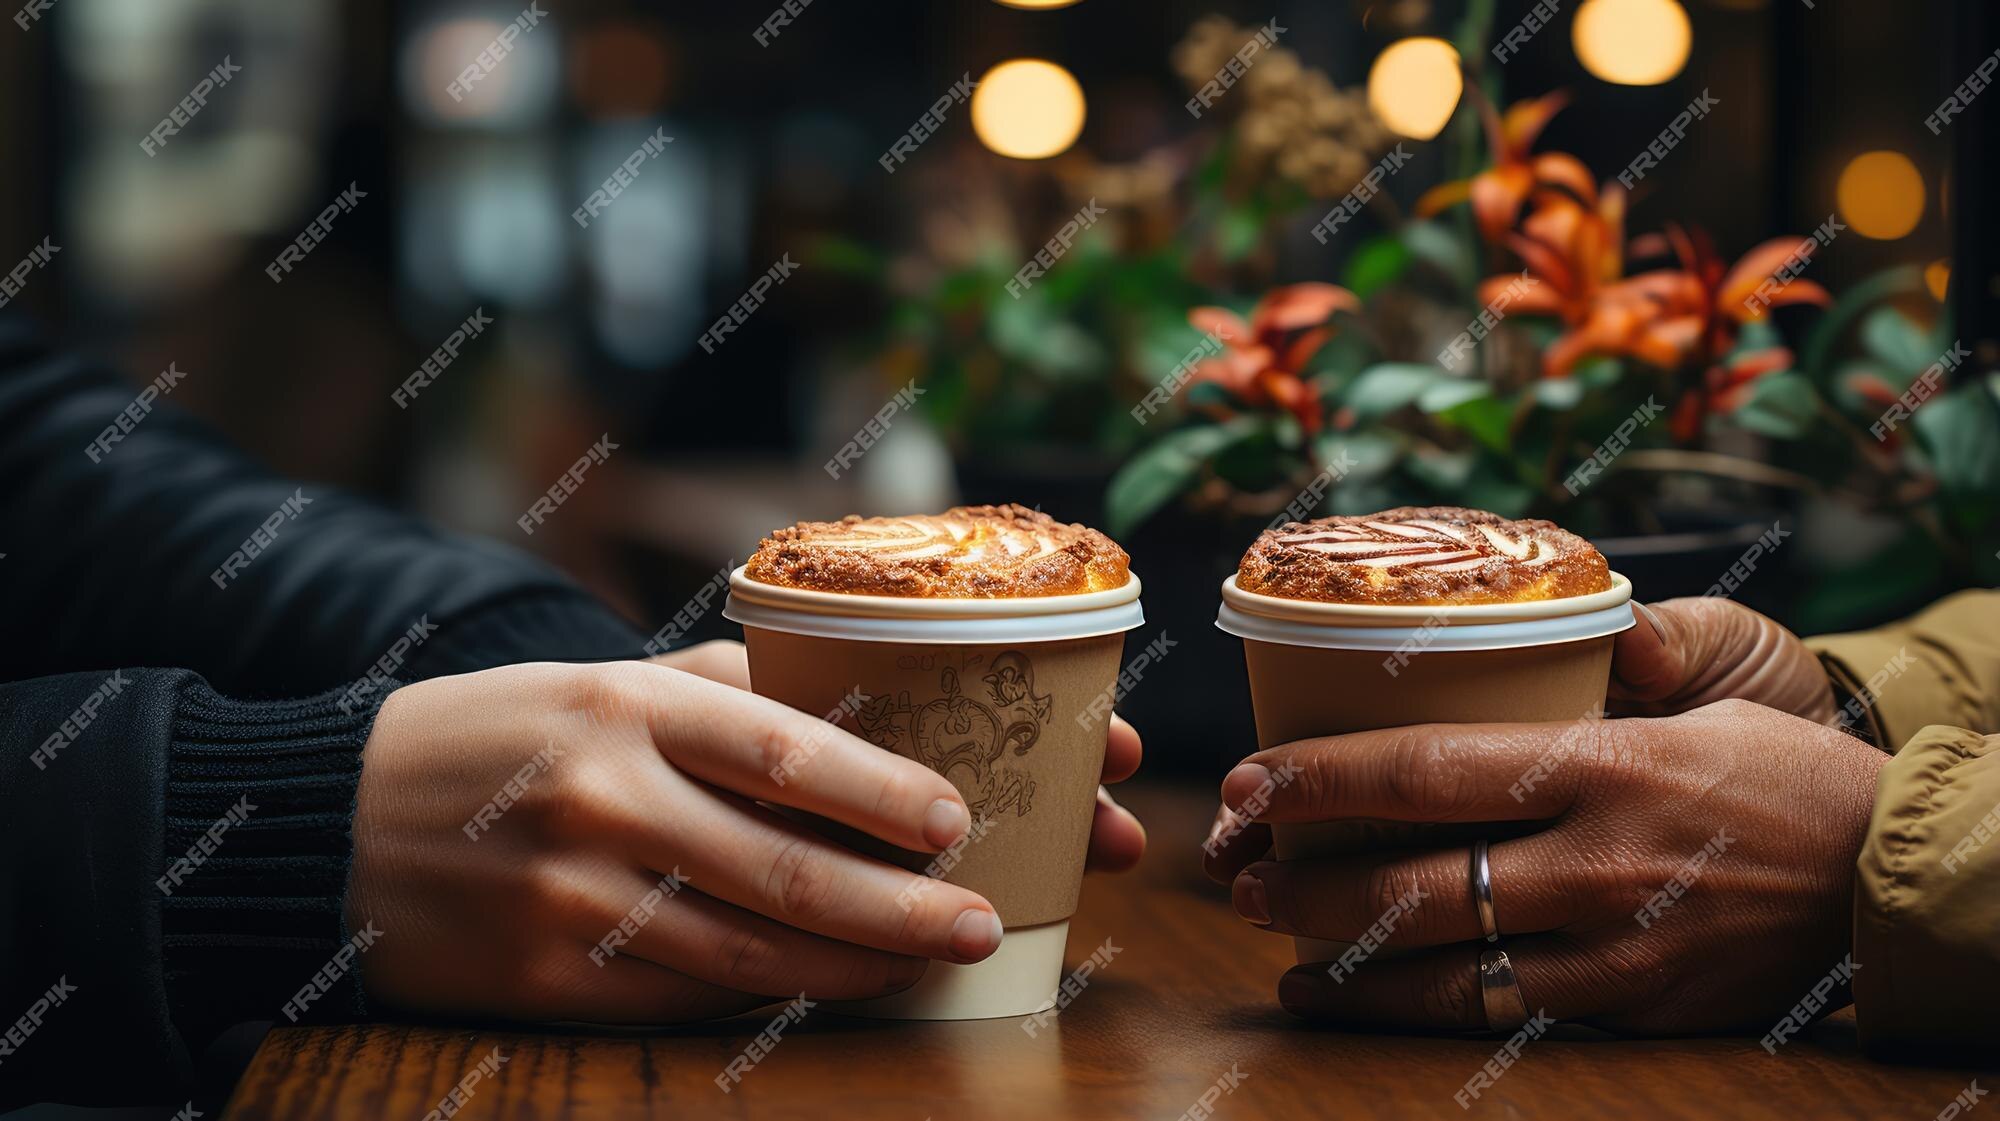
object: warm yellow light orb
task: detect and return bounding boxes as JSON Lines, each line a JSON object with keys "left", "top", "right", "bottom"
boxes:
{"left": 1573, "top": 0, "right": 1692, "bottom": 86}
{"left": 1366, "top": 38, "right": 1463, "bottom": 141}
{"left": 971, "top": 59, "right": 1086, "bottom": 160}
{"left": 1924, "top": 259, "right": 1951, "bottom": 302}
{"left": 1837, "top": 151, "right": 1925, "bottom": 240}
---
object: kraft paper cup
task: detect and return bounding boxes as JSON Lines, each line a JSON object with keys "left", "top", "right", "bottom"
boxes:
{"left": 724, "top": 567, "right": 1144, "bottom": 1019}
{"left": 1215, "top": 572, "right": 1635, "bottom": 963}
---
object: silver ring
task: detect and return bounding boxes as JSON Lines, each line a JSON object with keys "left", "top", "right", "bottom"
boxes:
{"left": 1471, "top": 840, "right": 1499, "bottom": 942}
{"left": 1478, "top": 949, "right": 1531, "bottom": 1033}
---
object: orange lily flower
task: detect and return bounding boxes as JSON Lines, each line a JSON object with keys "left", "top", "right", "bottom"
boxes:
{"left": 1474, "top": 185, "right": 1628, "bottom": 341}
{"left": 1415, "top": 91, "right": 1598, "bottom": 245}
{"left": 1185, "top": 283, "right": 1360, "bottom": 434}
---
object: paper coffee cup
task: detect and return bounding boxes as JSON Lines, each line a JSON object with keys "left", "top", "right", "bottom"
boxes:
{"left": 725, "top": 567, "right": 1144, "bottom": 1019}
{"left": 1215, "top": 572, "right": 1635, "bottom": 962}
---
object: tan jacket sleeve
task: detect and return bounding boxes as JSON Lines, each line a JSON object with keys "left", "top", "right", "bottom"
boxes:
{"left": 1806, "top": 588, "right": 2000, "bottom": 1060}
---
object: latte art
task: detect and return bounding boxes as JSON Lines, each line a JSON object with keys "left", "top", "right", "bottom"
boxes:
{"left": 747, "top": 504, "right": 1130, "bottom": 598}
{"left": 1239, "top": 506, "right": 1609, "bottom": 605}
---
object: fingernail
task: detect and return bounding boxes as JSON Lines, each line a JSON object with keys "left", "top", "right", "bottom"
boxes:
{"left": 1221, "top": 763, "right": 1272, "bottom": 814}
{"left": 1633, "top": 601, "right": 1667, "bottom": 646}
{"left": 887, "top": 956, "right": 928, "bottom": 989}
{"left": 1233, "top": 871, "right": 1270, "bottom": 926}
{"left": 923, "top": 798, "right": 971, "bottom": 849}
{"left": 1278, "top": 970, "right": 1319, "bottom": 1016}
{"left": 950, "top": 909, "right": 1004, "bottom": 962}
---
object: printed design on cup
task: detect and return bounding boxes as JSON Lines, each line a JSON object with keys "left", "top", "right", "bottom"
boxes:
{"left": 1274, "top": 518, "right": 1563, "bottom": 574}
{"left": 856, "top": 651, "right": 1051, "bottom": 819}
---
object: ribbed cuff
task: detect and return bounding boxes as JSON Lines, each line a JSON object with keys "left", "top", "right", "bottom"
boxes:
{"left": 401, "top": 589, "right": 647, "bottom": 681}
{"left": 159, "top": 678, "right": 382, "bottom": 1044}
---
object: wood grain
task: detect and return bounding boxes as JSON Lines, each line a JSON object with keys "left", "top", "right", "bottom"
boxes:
{"left": 223, "top": 786, "right": 1986, "bottom": 1121}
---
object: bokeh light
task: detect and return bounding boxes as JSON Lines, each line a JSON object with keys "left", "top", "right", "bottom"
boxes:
{"left": 1366, "top": 38, "right": 1463, "bottom": 141}
{"left": 1836, "top": 150, "right": 1925, "bottom": 240}
{"left": 1573, "top": 0, "right": 1692, "bottom": 86}
{"left": 991, "top": 0, "right": 1086, "bottom": 7}
{"left": 971, "top": 59, "right": 1086, "bottom": 160}
{"left": 1925, "top": 259, "right": 1951, "bottom": 302}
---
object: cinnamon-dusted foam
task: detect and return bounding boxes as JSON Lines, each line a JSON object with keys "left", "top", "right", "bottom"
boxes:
{"left": 746, "top": 504, "right": 1130, "bottom": 598}
{"left": 1238, "top": 506, "right": 1609, "bottom": 605}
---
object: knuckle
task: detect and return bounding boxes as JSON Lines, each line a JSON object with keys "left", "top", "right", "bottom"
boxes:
{"left": 1382, "top": 733, "right": 1469, "bottom": 819}
{"left": 715, "top": 926, "right": 789, "bottom": 994}
{"left": 751, "top": 724, "right": 801, "bottom": 783}
{"left": 764, "top": 836, "right": 842, "bottom": 925}
{"left": 1413, "top": 965, "right": 1476, "bottom": 1027}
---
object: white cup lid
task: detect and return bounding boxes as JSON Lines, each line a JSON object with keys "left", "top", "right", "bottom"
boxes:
{"left": 1215, "top": 571, "right": 1636, "bottom": 652}
{"left": 725, "top": 567, "right": 1145, "bottom": 645}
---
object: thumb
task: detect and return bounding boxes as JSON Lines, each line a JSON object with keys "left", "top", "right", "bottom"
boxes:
{"left": 1609, "top": 599, "right": 1688, "bottom": 705}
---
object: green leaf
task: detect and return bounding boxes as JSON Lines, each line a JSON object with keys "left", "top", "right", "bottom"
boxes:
{"left": 1317, "top": 431, "right": 1402, "bottom": 482}
{"left": 1799, "top": 264, "right": 1924, "bottom": 382}
{"left": 1859, "top": 306, "right": 1936, "bottom": 375}
{"left": 1435, "top": 395, "right": 1514, "bottom": 455}
{"left": 1218, "top": 205, "right": 1263, "bottom": 262}
{"left": 1401, "top": 220, "right": 1476, "bottom": 289}
{"left": 1912, "top": 388, "right": 2000, "bottom": 497}
{"left": 1343, "top": 363, "right": 1442, "bottom": 419}
{"left": 1457, "top": 468, "right": 1537, "bottom": 518}
{"left": 1343, "top": 236, "right": 1412, "bottom": 299}
{"left": 1418, "top": 379, "right": 1490, "bottom": 413}
{"left": 1104, "top": 419, "right": 1259, "bottom": 535}
{"left": 1405, "top": 448, "right": 1476, "bottom": 493}
{"left": 1730, "top": 371, "right": 1818, "bottom": 439}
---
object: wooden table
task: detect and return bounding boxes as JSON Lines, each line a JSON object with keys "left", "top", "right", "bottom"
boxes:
{"left": 224, "top": 787, "right": 1988, "bottom": 1120}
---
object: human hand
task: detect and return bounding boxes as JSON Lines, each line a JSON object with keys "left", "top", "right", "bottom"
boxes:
{"left": 652, "top": 640, "right": 1147, "bottom": 873}
{"left": 1612, "top": 598, "right": 1836, "bottom": 723}
{"left": 1210, "top": 699, "right": 1886, "bottom": 1034}
{"left": 345, "top": 653, "right": 1011, "bottom": 1025}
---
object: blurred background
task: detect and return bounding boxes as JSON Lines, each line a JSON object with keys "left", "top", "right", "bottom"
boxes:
{"left": 1, "top": 0, "right": 1994, "bottom": 774}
